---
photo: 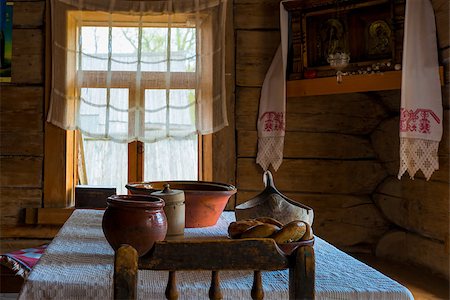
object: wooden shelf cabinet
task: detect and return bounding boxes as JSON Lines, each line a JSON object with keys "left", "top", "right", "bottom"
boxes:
{"left": 287, "top": 67, "right": 444, "bottom": 97}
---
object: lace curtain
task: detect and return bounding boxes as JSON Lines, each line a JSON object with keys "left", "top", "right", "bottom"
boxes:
{"left": 47, "top": 0, "right": 228, "bottom": 143}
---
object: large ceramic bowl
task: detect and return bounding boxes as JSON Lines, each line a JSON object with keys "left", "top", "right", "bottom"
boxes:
{"left": 126, "top": 181, "right": 237, "bottom": 228}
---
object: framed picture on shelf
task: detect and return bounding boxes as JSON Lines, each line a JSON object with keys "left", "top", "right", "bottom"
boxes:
{"left": 283, "top": 0, "right": 404, "bottom": 80}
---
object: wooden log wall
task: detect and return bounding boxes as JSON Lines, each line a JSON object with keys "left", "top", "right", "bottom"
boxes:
{"left": 0, "top": 0, "right": 51, "bottom": 253}
{"left": 373, "top": 0, "right": 450, "bottom": 278}
{"left": 234, "top": 0, "right": 449, "bottom": 278}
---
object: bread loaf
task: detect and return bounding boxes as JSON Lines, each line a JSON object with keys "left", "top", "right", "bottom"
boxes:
{"left": 228, "top": 219, "right": 263, "bottom": 238}
{"left": 270, "top": 220, "right": 306, "bottom": 244}
{"left": 240, "top": 223, "right": 280, "bottom": 238}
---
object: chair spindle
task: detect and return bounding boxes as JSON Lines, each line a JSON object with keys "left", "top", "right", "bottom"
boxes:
{"left": 251, "top": 270, "right": 264, "bottom": 300}
{"left": 165, "top": 271, "right": 179, "bottom": 300}
{"left": 209, "top": 270, "right": 223, "bottom": 300}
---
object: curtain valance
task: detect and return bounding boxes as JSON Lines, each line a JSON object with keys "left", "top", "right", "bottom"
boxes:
{"left": 47, "top": 0, "right": 228, "bottom": 143}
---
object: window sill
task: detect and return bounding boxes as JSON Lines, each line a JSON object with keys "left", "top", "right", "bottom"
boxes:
{"left": 287, "top": 67, "right": 444, "bottom": 97}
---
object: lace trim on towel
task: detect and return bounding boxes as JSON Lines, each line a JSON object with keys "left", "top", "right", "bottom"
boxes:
{"left": 398, "top": 137, "right": 439, "bottom": 180}
{"left": 256, "top": 136, "right": 284, "bottom": 171}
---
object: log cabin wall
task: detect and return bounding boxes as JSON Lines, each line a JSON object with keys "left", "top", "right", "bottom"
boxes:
{"left": 0, "top": 0, "right": 447, "bottom": 280}
{"left": 234, "top": 0, "right": 449, "bottom": 279}
{"left": 0, "top": 0, "right": 52, "bottom": 252}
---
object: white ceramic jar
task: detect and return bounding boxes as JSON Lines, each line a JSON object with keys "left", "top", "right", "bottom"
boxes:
{"left": 151, "top": 184, "right": 185, "bottom": 240}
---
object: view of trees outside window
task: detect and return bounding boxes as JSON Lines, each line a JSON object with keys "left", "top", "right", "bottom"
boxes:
{"left": 79, "top": 25, "right": 198, "bottom": 194}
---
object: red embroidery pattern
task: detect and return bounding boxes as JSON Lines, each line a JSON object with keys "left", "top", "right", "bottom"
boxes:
{"left": 400, "top": 108, "right": 440, "bottom": 134}
{"left": 260, "top": 112, "right": 285, "bottom": 132}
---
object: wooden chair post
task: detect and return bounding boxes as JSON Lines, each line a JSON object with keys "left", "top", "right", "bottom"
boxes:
{"left": 251, "top": 270, "right": 264, "bottom": 300}
{"left": 209, "top": 270, "right": 223, "bottom": 300}
{"left": 289, "top": 245, "right": 315, "bottom": 300}
{"left": 114, "top": 245, "right": 138, "bottom": 300}
{"left": 165, "top": 271, "right": 179, "bottom": 300}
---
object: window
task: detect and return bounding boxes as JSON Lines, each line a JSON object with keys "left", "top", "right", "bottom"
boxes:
{"left": 44, "top": 1, "right": 228, "bottom": 211}
{"left": 73, "top": 17, "right": 203, "bottom": 194}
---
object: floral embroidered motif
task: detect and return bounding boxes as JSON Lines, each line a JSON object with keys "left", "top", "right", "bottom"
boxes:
{"left": 399, "top": 108, "right": 440, "bottom": 134}
{"left": 260, "top": 112, "right": 285, "bottom": 132}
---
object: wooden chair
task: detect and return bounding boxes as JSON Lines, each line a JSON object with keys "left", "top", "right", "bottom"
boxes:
{"left": 113, "top": 238, "right": 315, "bottom": 300}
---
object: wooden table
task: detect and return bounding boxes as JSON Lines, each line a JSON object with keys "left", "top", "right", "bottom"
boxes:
{"left": 19, "top": 209, "right": 414, "bottom": 300}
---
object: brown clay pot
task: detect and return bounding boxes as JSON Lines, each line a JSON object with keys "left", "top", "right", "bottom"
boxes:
{"left": 126, "top": 181, "right": 237, "bottom": 228}
{"left": 102, "top": 195, "right": 167, "bottom": 256}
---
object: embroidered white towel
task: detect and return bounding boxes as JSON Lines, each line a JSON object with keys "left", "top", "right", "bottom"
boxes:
{"left": 256, "top": 3, "right": 289, "bottom": 171}
{"left": 398, "top": 0, "right": 442, "bottom": 180}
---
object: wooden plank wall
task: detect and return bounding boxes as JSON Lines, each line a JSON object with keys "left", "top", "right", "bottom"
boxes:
{"left": 0, "top": 0, "right": 51, "bottom": 252}
{"left": 373, "top": 0, "right": 450, "bottom": 278}
{"left": 234, "top": 0, "right": 449, "bottom": 278}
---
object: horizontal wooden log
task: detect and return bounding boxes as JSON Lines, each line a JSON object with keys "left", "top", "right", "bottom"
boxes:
{"left": 13, "top": 1, "right": 45, "bottom": 28}
{"left": 140, "top": 239, "right": 290, "bottom": 270}
{"left": 238, "top": 131, "right": 375, "bottom": 159}
{"left": 0, "top": 132, "right": 44, "bottom": 156}
{"left": 10, "top": 28, "right": 44, "bottom": 84}
{"left": 237, "top": 158, "right": 387, "bottom": 194}
{"left": 25, "top": 207, "right": 75, "bottom": 225}
{"left": 381, "top": 155, "right": 448, "bottom": 182}
{"left": 370, "top": 90, "right": 400, "bottom": 113}
{"left": 432, "top": 0, "right": 449, "bottom": 50}
{"left": 376, "top": 230, "right": 449, "bottom": 279}
{"left": 0, "top": 188, "right": 42, "bottom": 225}
{"left": 375, "top": 177, "right": 449, "bottom": 241}
{"left": 236, "top": 30, "right": 280, "bottom": 87}
{"left": 0, "top": 86, "right": 44, "bottom": 112}
{"left": 0, "top": 109, "right": 43, "bottom": 133}
{"left": 378, "top": 176, "right": 449, "bottom": 214}
{"left": 237, "top": 91, "right": 388, "bottom": 134}
{"left": 370, "top": 117, "right": 399, "bottom": 164}
{"left": 442, "top": 84, "right": 450, "bottom": 110}
{"left": 440, "top": 109, "right": 449, "bottom": 155}
{"left": 0, "top": 156, "right": 42, "bottom": 188}
{"left": 0, "top": 225, "right": 61, "bottom": 239}
{"left": 0, "top": 239, "right": 52, "bottom": 254}
{"left": 0, "top": 85, "right": 44, "bottom": 133}
{"left": 236, "top": 191, "right": 389, "bottom": 248}
{"left": 13, "top": 29, "right": 43, "bottom": 55}
{"left": 374, "top": 193, "right": 448, "bottom": 242}
{"left": 372, "top": 113, "right": 449, "bottom": 182}
{"left": 234, "top": 1, "right": 280, "bottom": 30}
{"left": 236, "top": 87, "right": 260, "bottom": 116}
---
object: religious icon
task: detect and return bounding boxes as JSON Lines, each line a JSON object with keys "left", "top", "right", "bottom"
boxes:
{"left": 368, "top": 20, "right": 392, "bottom": 56}
{"left": 318, "top": 18, "right": 347, "bottom": 65}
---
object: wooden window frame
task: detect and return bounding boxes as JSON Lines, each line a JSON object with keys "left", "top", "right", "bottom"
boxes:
{"left": 42, "top": 10, "right": 213, "bottom": 211}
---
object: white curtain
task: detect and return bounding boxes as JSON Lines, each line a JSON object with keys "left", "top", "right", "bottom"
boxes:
{"left": 47, "top": 0, "right": 228, "bottom": 143}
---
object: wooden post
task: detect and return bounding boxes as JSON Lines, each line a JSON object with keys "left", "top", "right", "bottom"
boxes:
{"left": 165, "top": 271, "right": 179, "bottom": 300}
{"left": 209, "top": 270, "right": 223, "bottom": 300}
{"left": 289, "top": 246, "right": 315, "bottom": 300}
{"left": 114, "top": 245, "right": 138, "bottom": 300}
{"left": 251, "top": 270, "right": 264, "bottom": 300}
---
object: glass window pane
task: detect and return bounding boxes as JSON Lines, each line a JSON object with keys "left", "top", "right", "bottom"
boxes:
{"left": 144, "top": 135, "right": 198, "bottom": 181}
{"left": 170, "top": 28, "right": 196, "bottom": 72}
{"left": 141, "top": 28, "right": 168, "bottom": 72}
{"left": 79, "top": 88, "right": 107, "bottom": 136}
{"left": 169, "top": 89, "right": 195, "bottom": 129}
{"left": 81, "top": 136, "right": 128, "bottom": 194}
{"left": 111, "top": 27, "right": 139, "bottom": 71}
{"left": 80, "top": 27, "right": 109, "bottom": 71}
{"left": 144, "top": 89, "right": 167, "bottom": 140}
{"left": 109, "top": 88, "right": 129, "bottom": 139}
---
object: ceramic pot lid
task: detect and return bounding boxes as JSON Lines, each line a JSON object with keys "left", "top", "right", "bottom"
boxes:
{"left": 151, "top": 183, "right": 184, "bottom": 204}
